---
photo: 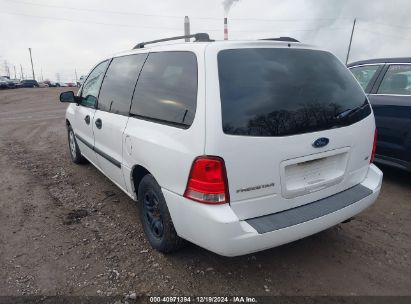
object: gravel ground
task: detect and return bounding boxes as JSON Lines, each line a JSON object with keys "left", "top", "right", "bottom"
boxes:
{"left": 0, "top": 88, "right": 410, "bottom": 297}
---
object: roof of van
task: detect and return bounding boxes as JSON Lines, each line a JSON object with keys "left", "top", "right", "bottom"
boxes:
{"left": 111, "top": 40, "right": 315, "bottom": 59}
{"left": 348, "top": 57, "right": 411, "bottom": 67}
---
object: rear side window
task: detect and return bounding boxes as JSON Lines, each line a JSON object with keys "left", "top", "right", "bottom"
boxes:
{"left": 98, "top": 54, "right": 148, "bottom": 115}
{"left": 218, "top": 48, "right": 370, "bottom": 137}
{"left": 130, "top": 52, "right": 198, "bottom": 127}
{"left": 350, "top": 65, "right": 380, "bottom": 91}
{"left": 378, "top": 65, "right": 411, "bottom": 96}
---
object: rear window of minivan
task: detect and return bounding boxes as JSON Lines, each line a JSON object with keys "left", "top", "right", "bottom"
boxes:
{"left": 218, "top": 48, "right": 371, "bottom": 137}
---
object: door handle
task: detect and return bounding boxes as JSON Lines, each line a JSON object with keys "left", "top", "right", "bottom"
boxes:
{"left": 84, "top": 115, "right": 90, "bottom": 125}
{"left": 95, "top": 118, "right": 102, "bottom": 129}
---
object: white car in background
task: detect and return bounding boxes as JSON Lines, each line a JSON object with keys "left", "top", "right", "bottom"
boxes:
{"left": 38, "top": 82, "right": 49, "bottom": 88}
{"left": 59, "top": 34, "right": 383, "bottom": 257}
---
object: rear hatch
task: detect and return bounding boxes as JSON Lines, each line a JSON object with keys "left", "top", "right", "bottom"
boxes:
{"left": 204, "top": 43, "right": 375, "bottom": 220}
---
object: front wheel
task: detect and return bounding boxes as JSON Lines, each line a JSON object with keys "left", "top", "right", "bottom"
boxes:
{"left": 138, "top": 175, "right": 185, "bottom": 253}
{"left": 67, "top": 126, "right": 87, "bottom": 164}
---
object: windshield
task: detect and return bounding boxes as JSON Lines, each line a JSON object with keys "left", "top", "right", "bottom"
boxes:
{"left": 218, "top": 48, "right": 370, "bottom": 137}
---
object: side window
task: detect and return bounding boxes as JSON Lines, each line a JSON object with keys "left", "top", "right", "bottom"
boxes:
{"left": 130, "top": 52, "right": 198, "bottom": 127}
{"left": 81, "top": 60, "right": 109, "bottom": 107}
{"left": 350, "top": 65, "right": 380, "bottom": 91}
{"left": 98, "top": 54, "right": 148, "bottom": 115}
{"left": 378, "top": 65, "right": 411, "bottom": 95}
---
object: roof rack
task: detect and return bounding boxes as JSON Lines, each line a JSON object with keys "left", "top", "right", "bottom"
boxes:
{"left": 260, "top": 37, "right": 300, "bottom": 43}
{"left": 133, "top": 33, "right": 212, "bottom": 49}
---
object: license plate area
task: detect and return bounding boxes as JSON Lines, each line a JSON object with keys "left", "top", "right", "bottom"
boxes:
{"left": 280, "top": 148, "right": 350, "bottom": 199}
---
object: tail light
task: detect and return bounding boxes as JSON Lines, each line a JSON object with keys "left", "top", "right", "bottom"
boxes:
{"left": 370, "top": 129, "right": 377, "bottom": 163}
{"left": 184, "top": 156, "right": 229, "bottom": 204}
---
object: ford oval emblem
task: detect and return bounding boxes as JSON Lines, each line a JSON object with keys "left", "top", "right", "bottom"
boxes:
{"left": 313, "top": 137, "right": 330, "bottom": 148}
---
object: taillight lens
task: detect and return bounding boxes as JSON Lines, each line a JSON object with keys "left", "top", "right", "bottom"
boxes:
{"left": 184, "top": 156, "right": 229, "bottom": 204}
{"left": 370, "top": 129, "right": 377, "bottom": 163}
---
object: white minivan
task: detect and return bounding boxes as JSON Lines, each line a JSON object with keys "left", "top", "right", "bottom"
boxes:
{"left": 60, "top": 34, "right": 383, "bottom": 257}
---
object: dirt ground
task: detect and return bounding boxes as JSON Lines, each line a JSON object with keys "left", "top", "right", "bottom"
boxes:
{"left": 0, "top": 88, "right": 410, "bottom": 297}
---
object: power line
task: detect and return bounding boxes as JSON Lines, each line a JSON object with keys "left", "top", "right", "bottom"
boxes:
{"left": 2, "top": 0, "right": 199, "bottom": 20}
{"left": 2, "top": 0, "right": 354, "bottom": 22}
{"left": 356, "top": 27, "right": 411, "bottom": 41}
{"left": 4, "top": 0, "right": 411, "bottom": 31}
{"left": 0, "top": 11, "right": 183, "bottom": 30}
{"left": 229, "top": 27, "right": 348, "bottom": 33}
{"left": 3, "top": 7, "right": 411, "bottom": 43}
{"left": 228, "top": 17, "right": 353, "bottom": 22}
{"left": 0, "top": 11, "right": 349, "bottom": 34}
{"left": 361, "top": 20, "right": 411, "bottom": 30}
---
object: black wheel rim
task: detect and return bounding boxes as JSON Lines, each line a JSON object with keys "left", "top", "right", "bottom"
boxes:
{"left": 143, "top": 190, "right": 164, "bottom": 239}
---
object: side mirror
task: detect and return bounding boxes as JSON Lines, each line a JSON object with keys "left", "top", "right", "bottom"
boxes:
{"left": 60, "top": 91, "right": 81, "bottom": 103}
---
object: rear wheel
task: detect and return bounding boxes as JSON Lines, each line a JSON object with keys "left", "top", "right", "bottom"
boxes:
{"left": 67, "top": 125, "right": 86, "bottom": 164}
{"left": 138, "top": 174, "right": 184, "bottom": 253}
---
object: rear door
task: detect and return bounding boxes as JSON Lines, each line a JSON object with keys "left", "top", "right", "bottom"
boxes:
{"left": 72, "top": 60, "right": 109, "bottom": 166}
{"left": 123, "top": 51, "right": 201, "bottom": 196}
{"left": 368, "top": 64, "right": 411, "bottom": 165}
{"left": 93, "top": 53, "right": 147, "bottom": 191}
{"left": 205, "top": 45, "right": 375, "bottom": 219}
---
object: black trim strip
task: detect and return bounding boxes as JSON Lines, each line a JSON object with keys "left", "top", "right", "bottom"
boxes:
{"left": 75, "top": 134, "right": 121, "bottom": 168}
{"left": 94, "top": 146, "right": 121, "bottom": 168}
{"left": 129, "top": 113, "right": 190, "bottom": 129}
{"left": 246, "top": 184, "right": 373, "bottom": 234}
{"left": 75, "top": 134, "right": 94, "bottom": 150}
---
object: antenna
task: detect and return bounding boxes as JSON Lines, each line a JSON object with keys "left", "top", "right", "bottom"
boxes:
{"left": 346, "top": 18, "right": 357, "bottom": 65}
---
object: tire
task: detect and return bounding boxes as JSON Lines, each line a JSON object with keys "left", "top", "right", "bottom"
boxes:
{"left": 67, "top": 125, "right": 87, "bottom": 164}
{"left": 138, "top": 174, "right": 185, "bottom": 253}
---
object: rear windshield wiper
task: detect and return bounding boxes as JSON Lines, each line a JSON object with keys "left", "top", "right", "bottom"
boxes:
{"left": 334, "top": 101, "right": 369, "bottom": 120}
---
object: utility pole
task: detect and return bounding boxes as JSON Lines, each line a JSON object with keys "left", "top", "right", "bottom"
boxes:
{"left": 346, "top": 18, "right": 357, "bottom": 65}
{"left": 13, "top": 65, "right": 16, "bottom": 79}
{"left": 41, "top": 68, "right": 44, "bottom": 81}
{"left": 28, "top": 48, "right": 35, "bottom": 80}
{"left": 20, "top": 64, "right": 24, "bottom": 80}
{"left": 184, "top": 16, "right": 190, "bottom": 41}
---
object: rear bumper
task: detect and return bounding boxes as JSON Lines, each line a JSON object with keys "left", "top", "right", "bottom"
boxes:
{"left": 164, "top": 164, "right": 383, "bottom": 257}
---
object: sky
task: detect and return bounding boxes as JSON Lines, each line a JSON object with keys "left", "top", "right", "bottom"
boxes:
{"left": 0, "top": 0, "right": 410, "bottom": 82}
